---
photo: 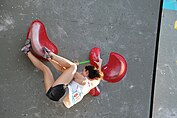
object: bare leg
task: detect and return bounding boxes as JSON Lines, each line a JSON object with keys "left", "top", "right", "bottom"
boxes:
{"left": 43, "top": 52, "right": 78, "bottom": 86}
{"left": 45, "top": 53, "right": 77, "bottom": 86}
{"left": 49, "top": 59, "right": 82, "bottom": 82}
{"left": 27, "top": 52, "right": 55, "bottom": 92}
{"left": 49, "top": 52, "right": 75, "bottom": 69}
{"left": 48, "top": 58, "right": 65, "bottom": 72}
{"left": 52, "top": 64, "right": 77, "bottom": 87}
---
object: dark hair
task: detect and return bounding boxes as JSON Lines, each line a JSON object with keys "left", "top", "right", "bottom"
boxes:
{"left": 85, "top": 65, "right": 101, "bottom": 79}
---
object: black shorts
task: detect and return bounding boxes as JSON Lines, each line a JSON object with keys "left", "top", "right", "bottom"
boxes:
{"left": 46, "top": 84, "right": 66, "bottom": 101}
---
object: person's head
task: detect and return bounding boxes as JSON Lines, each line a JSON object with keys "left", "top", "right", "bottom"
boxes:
{"left": 82, "top": 65, "right": 103, "bottom": 79}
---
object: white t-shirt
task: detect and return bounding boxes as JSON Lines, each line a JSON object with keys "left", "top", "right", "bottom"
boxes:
{"left": 67, "top": 77, "right": 91, "bottom": 107}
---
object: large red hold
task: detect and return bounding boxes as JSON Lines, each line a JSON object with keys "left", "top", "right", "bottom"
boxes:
{"left": 101, "top": 52, "right": 127, "bottom": 83}
{"left": 26, "top": 20, "right": 58, "bottom": 60}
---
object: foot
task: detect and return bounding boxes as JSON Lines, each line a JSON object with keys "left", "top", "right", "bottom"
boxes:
{"left": 24, "top": 39, "right": 31, "bottom": 46}
{"left": 42, "top": 47, "right": 52, "bottom": 59}
{"left": 21, "top": 39, "right": 31, "bottom": 54}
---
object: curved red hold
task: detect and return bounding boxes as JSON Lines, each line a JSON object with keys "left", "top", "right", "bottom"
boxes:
{"left": 89, "top": 86, "right": 100, "bottom": 96}
{"left": 101, "top": 52, "right": 127, "bottom": 83}
{"left": 89, "top": 47, "right": 101, "bottom": 69}
{"left": 26, "top": 19, "right": 58, "bottom": 61}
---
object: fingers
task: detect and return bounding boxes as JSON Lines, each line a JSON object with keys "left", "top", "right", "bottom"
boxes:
{"left": 98, "top": 54, "right": 101, "bottom": 59}
{"left": 94, "top": 61, "right": 98, "bottom": 64}
{"left": 94, "top": 60, "right": 100, "bottom": 65}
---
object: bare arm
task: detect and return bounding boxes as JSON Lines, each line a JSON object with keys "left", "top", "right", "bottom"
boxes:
{"left": 94, "top": 55, "right": 103, "bottom": 70}
{"left": 90, "top": 56, "right": 103, "bottom": 87}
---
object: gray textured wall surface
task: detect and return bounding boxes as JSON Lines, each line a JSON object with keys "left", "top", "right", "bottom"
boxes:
{"left": 0, "top": 0, "right": 160, "bottom": 118}
{"left": 153, "top": 9, "right": 177, "bottom": 118}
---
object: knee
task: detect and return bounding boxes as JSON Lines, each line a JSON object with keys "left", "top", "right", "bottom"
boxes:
{"left": 71, "top": 63, "right": 77, "bottom": 72}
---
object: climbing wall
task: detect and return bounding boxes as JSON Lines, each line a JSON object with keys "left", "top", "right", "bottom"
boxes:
{"left": 0, "top": 0, "right": 160, "bottom": 117}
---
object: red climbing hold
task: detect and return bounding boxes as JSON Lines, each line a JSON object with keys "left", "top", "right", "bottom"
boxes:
{"left": 26, "top": 20, "right": 58, "bottom": 61}
{"left": 89, "top": 86, "right": 101, "bottom": 96}
{"left": 101, "top": 52, "right": 127, "bottom": 83}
